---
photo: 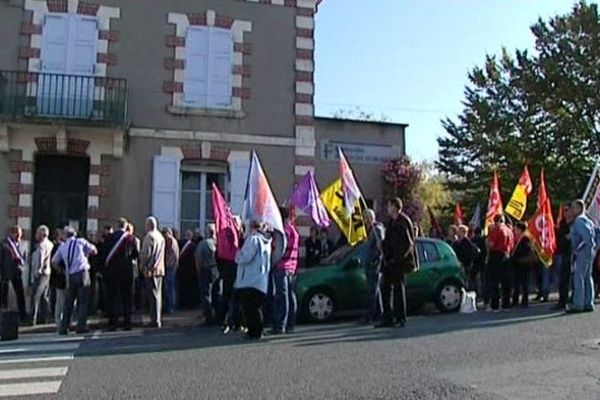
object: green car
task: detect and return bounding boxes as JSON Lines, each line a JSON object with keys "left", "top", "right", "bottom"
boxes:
{"left": 295, "top": 238, "right": 465, "bottom": 322}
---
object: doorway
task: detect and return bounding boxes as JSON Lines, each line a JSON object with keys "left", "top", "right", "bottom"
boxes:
{"left": 32, "top": 155, "right": 90, "bottom": 238}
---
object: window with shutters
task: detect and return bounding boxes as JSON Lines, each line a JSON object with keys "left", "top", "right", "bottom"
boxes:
{"left": 180, "top": 168, "right": 227, "bottom": 233}
{"left": 184, "top": 26, "right": 233, "bottom": 109}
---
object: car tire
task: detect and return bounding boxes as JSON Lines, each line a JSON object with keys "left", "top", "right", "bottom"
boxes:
{"left": 302, "top": 289, "right": 335, "bottom": 323}
{"left": 434, "top": 280, "right": 462, "bottom": 313}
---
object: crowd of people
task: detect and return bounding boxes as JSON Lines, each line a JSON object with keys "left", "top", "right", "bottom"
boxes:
{"left": 440, "top": 199, "right": 598, "bottom": 313}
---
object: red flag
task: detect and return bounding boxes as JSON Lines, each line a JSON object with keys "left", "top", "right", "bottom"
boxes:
{"left": 537, "top": 169, "right": 548, "bottom": 210}
{"left": 556, "top": 204, "right": 564, "bottom": 227}
{"left": 527, "top": 171, "right": 556, "bottom": 267}
{"left": 454, "top": 203, "right": 465, "bottom": 225}
{"left": 484, "top": 171, "right": 503, "bottom": 235}
{"left": 212, "top": 183, "right": 239, "bottom": 262}
{"left": 427, "top": 206, "right": 443, "bottom": 239}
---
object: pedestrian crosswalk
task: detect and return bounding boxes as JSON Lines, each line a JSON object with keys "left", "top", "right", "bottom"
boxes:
{"left": 0, "top": 333, "right": 82, "bottom": 397}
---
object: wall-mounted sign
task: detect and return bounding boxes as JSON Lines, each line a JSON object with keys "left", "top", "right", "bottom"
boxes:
{"left": 321, "top": 140, "right": 401, "bottom": 165}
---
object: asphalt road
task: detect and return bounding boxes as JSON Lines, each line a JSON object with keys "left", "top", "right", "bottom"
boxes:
{"left": 2, "top": 303, "right": 600, "bottom": 399}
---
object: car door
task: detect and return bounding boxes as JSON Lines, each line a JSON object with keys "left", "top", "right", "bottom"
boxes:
{"left": 406, "top": 241, "right": 443, "bottom": 300}
{"left": 332, "top": 246, "right": 367, "bottom": 312}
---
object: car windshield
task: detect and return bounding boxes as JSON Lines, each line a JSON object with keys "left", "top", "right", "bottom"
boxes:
{"left": 318, "top": 244, "right": 356, "bottom": 265}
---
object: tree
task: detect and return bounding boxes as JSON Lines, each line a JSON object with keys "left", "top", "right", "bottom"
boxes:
{"left": 437, "top": 1, "right": 600, "bottom": 215}
{"left": 381, "top": 156, "right": 424, "bottom": 224}
{"left": 332, "top": 106, "right": 390, "bottom": 122}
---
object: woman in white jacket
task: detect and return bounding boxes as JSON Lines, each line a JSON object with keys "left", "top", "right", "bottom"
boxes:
{"left": 234, "top": 220, "right": 272, "bottom": 340}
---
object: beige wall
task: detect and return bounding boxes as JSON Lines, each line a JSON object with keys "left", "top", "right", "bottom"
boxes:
{"left": 0, "top": 0, "right": 297, "bottom": 137}
{"left": 105, "top": 136, "right": 296, "bottom": 231}
{"left": 314, "top": 117, "right": 407, "bottom": 207}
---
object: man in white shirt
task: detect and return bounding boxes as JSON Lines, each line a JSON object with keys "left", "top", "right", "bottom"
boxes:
{"left": 30, "top": 225, "right": 54, "bottom": 326}
{"left": 52, "top": 226, "right": 97, "bottom": 334}
{"left": 140, "top": 217, "right": 165, "bottom": 328}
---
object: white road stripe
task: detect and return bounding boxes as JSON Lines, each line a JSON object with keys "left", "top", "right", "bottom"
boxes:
{"left": 0, "top": 367, "right": 67, "bottom": 380}
{"left": 0, "top": 355, "right": 73, "bottom": 365}
{"left": 0, "top": 380, "right": 62, "bottom": 397}
{"left": 0, "top": 343, "right": 79, "bottom": 354}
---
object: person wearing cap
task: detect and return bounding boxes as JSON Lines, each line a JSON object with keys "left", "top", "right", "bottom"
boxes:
{"left": 52, "top": 226, "right": 97, "bottom": 334}
{"left": 0, "top": 225, "right": 27, "bottom": 322}
{"left": 140, "top": 217, "right": 166, "bottom": 328}
{"left": 30, "top": 225, "right": 54, "bottom": 326}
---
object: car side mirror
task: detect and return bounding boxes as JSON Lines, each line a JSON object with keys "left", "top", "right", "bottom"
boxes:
{"left": 345, "top": 257, "right": 362, "bottom": 269}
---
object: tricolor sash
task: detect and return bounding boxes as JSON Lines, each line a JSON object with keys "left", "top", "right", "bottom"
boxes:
{"left": 4, "top": 237, "right": 23, "bottom": 266}
{"left": 105, "top": 231, "right": 130, "bottom": 266}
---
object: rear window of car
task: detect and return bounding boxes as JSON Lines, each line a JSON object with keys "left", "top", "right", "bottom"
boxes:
{"left": 319, "top": 245, "right": 356, "bottom": 265}
{"left": 418, "top": 241, "right": 440, "bottom": 263}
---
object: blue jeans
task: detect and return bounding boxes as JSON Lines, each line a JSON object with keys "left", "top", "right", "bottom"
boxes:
{"left": 199, "top": 267, "right": 219, "bottom": 324}
{"left": 273, "top": 269, "right": 297, "bottom": 332}
{"left": 572, "top": 255, "right": 594, "bottom": 310}
{"left": 365, "top": 266, "right": 382, "bottom": 322}
{"left": 164, "top": 266, "right": 177, "bottom": 313}
{"left": 61, "top": 270, "right": 90, "bottom": 332}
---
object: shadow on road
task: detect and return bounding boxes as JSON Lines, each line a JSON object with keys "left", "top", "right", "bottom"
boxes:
{"left": 72, "top": 301, "right": 573, "bottom": 358}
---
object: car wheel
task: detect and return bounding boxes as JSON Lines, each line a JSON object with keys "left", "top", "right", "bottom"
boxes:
{"left": 435, "top": 281, "right": 462, "bottom": 313}
{"left": 304, "top": 290, "right": 335, "bottom": 322}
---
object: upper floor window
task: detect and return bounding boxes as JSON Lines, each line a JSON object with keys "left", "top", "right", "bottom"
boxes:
{"left": 184, "top": 26, "right": 233, "bottom": 109}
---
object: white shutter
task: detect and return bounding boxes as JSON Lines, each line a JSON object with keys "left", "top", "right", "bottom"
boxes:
{"left": 228, "top": 153, "right": 250, "bottom": 215}
{"left": 207, "top": 28, "right": 233, "bottom": 108}
{"left": 184, "top": 27, "right": 209, "bottom": 107}
{"left": 41, "top": 15, "right": 69, "bottom": 73}
{"left": 152, "top": 156, "right": 181, "bottom": 230}
{"left": 68, "top": 16, "right": 97, "bottom": 75}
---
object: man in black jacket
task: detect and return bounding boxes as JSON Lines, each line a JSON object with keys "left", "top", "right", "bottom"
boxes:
{"left": 378, "top": 197, "right": 418, "bottom": 328}
{"left": 511, "top": 221, "right": 536, "bottom": 308}
{"left": 104, "top": 218, "right": 139, "bottom": 331}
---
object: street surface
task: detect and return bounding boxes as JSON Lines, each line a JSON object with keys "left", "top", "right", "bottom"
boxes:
{"left": 1, "top": 302, "right": 600, "bottom": 399}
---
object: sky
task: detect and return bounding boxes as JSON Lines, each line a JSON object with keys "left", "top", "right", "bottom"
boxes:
{"left": 314, "top": 0, "right": 590, "bottom": 162}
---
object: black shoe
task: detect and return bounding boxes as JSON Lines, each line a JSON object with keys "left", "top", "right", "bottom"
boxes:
{"left": 76, "top": 328, "right": 90, "bottom": 334}
{"left": 565, "top": 307, "right": 583, "bottom": 314}
{"left": 584, "top": 307, "right": 595, "bottom": 313}
{"left": 58, "top": 329, "right": 68, "bottom": 336}
{"left": 397, "top": 321, "right": 406, "bottom": 328}
{"left": 374, "top": 322, "right": 395, "bottom": 328}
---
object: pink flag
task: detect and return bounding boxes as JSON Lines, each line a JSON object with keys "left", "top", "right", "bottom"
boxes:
{"left": 338, "top": 147, "right": 363, "bottom": 217}
{"left": 212, "top": 183, "right": 239, "bottom": 262}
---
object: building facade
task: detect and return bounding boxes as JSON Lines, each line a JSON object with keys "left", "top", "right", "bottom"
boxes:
{"left": 0, "top": 0, "right": 406, "bottom": 279}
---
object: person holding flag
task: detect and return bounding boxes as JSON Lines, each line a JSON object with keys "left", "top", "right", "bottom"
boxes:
{"left": 567, "top": 199, "right": 596, "bottom": 313}
{"left": 0, "top": 226, "right": 27, "bottom": 323}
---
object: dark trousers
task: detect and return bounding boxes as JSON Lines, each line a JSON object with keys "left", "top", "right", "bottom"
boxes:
{"left": 380, "top": 273, "right": 406, "bottom": 325}
{"left": 558, "top": 258, "right": 572, "bottom": 307}
{"left": 199, "top": 267, "right": 220, "bottom": 324}
{"left": 239, "top": 288, "right": 266, "bottom": 339}
{"left": 512, "top": 268, "right": 531, "bottom": 306}
{"left": 217, "top": 263, "right": 237, "bottom": 326}
{"left": 1, "top": 277, "right": 27, "bottom": 320}
{"left": 30, "top": 275, "right": 50, "bottom": 325}
{"left": 61, "top": 270, "right": 90, "bottom": 332}
{"left": 107, "top": 276, "right": 133, "bottom": 328}
{"left": 488, "top": 252, "right": 512, "bottom": 310}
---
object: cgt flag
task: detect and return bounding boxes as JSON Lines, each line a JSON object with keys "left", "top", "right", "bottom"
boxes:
{"left": 320, "top": 179, "right": 367, "bottom": 246}
{"left": 526, "top": 171, "right": 556, "bottom": 267}
{"left": 212, "top": 183, "right": 239, "bottom": 262}
{"left": 484, "top": 171, "right": 503, "bottom": 235}
{"left": 505, "top": 166, "right": 533, "bottom": 221}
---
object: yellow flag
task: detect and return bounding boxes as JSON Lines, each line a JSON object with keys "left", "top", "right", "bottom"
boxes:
{"left": 320, "top": 179, "right": 367, "bottom": 246}
{"left": 505, "top": 166, "right": 533, "bottom": 221}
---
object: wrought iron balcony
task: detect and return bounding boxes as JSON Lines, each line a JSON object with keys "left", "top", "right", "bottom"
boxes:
{"left": 0, "top": 70, "right": 128, "bottom": 128}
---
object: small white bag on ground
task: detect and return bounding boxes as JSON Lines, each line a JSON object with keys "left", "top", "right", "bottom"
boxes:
{"left": 459, "top": 288, "right": 477, "bottom": 314}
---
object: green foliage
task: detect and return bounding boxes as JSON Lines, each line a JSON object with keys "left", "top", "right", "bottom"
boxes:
{"left": 437, "top": 1, "right": 600, "bottom": 215}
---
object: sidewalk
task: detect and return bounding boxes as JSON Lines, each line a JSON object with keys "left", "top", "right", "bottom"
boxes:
{"left": 19, "top": 309, "right": 202, "bottom": 335}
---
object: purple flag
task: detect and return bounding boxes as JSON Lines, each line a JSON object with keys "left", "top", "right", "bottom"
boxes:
{"left": 289, "top": 171, "right": 331, "bottom": 228}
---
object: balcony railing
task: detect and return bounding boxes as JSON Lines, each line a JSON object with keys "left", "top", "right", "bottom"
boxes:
{"left": 0, "top": 71, "right": 128, "bottom": 128}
